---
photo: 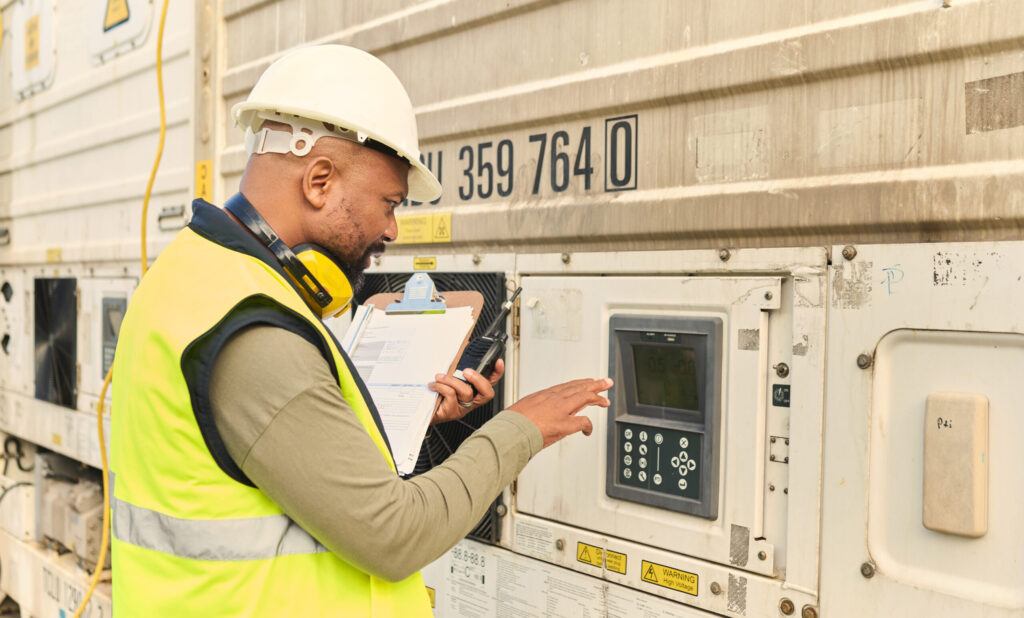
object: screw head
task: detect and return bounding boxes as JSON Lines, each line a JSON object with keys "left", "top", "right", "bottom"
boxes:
{"left": 764, "top": 291, "right": 774, "bottom": 301}
{"left": 758, "top": 550, "right": 767, "bottom": 561}
{"left": 769, "top": 483, "right": 775, "bottom": 491}
{"left": 856, "top": 353, "right": 873, "bottom": 369}
{"left": 860, "top": 561, "right": 876, "bottom": 578}
{"left": 472, "top": 254, "right": 482, "bottom": 265}
{"left": 779, "top": 598, "right": 796, "bottom": 615}
{"left": 555, "top": 539, "right": 565, "bottom": 551}
{"left": 842, "top": 245, "right": 857, "bottom": 261}
{"left": 373, "top": 256, "right": 382, "bottom": 266}
{"left": 561, "top": 252, "right": 571, "bottom": 264}
{"left": 718, "top": 248, "right": 731, "bottom": 261}
{"left": 495, "top": 504, "right": 507, "bottom": 517}
{"left": 710, "top": 581, "right": 722, "bottom": 595}
{"left": 802, "top": 606, "right": 819, "bottom": 618}
{"left": 775, "top": 362, "right": 790, "bottom": 378}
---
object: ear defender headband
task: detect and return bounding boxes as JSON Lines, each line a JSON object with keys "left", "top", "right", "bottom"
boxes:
{"left": 224, "top": 194, "right": 354, "bottom": 319}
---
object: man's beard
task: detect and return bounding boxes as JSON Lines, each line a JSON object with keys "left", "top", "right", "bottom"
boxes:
{"left": 337, "top": 240, "right": 385, "bottom": 294}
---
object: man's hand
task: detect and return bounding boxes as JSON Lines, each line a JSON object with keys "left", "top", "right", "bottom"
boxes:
{"left": 508, "top": 378, "right": 613, "bottom": 448}
{"left": 429, "top": 359, "right": 505, "bottom": 424}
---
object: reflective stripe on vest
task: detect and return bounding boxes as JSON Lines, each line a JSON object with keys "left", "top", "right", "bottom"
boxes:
{"left": 112, "top": 495, "right": 328, "bottom": 561}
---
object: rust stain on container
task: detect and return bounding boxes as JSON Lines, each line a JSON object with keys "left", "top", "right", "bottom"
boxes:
{"left": 966, "top": 72, "right": 1024, "bottom": 134}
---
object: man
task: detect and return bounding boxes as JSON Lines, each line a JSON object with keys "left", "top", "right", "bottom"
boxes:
{"left": 110, "top": 45, "right": 611, "bottom": 616}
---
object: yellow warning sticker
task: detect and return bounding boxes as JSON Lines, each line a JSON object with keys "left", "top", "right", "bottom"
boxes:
{"left": 413, "top": 257, "right": 437, "bottom": 271}
{"left": 51, "top": 433, "right": 62, "bottom": 446}
{"left": 605, "top": 549, "right": 627, "bottom": 575}
{"left": 104, "top": 0, "right": 130, "bottom": 31}
{"left": 45, "top": 248, "right": 62, "bottom": 264}
{"left": 425, "top": 586, "right": 435, "bottom": 608}
{"left": 576, "top": 542, "right": 603, "bottom": 568}
{"left": 395, "top": 212, "right": 452, "bottom": 245}
{"left": 641, "top": 560, "right": 698, "bottom": 597}
{"left": 195, "top": 159, "right": 213, "bottom": 202}
{"left": 25, "top": 15, "right": 40, "bottom": 71}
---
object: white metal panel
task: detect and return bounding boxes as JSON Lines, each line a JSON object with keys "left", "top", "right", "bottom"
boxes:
{"left": 821, "top": 240, "right": 1024, "bottom": 617}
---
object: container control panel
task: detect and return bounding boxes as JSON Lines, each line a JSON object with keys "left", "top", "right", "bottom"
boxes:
{"left": 606, "top": 316, "right": 722, "bottom": 519}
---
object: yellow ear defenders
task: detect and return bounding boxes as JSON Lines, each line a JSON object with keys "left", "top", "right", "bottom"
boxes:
{"left": 224, "top": 194, "right": 354, "bottom": 318}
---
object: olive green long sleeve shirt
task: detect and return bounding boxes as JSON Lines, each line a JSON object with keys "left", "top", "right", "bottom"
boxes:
{"left": 209, "top": 325, "right": 542, "bottom": 582}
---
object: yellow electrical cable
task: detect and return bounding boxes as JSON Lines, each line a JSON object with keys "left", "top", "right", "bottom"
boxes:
{"left": 74, "top": 0, "right": 170, "bottom": 615}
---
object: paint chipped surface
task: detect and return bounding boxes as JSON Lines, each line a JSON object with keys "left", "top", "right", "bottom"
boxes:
{"left": 965, "top": 71, "right": 1024, "bottom": 134}
{"left": 933, "top": 252, "right": 1002, "bottom": 287}
{"left": 738, "top": 328, "right": 760, "bottom": 351}
{"left": 727, "top": 574, "right": 748, "bottom": 615}
{"left": 729, "top": 524, "right": 749, "bottom": 567}
{"left": 831, "top": 261, "right": 873, "bottom": 309}
{"left": 793, "top": 334, "right": 809, "bottom": 356}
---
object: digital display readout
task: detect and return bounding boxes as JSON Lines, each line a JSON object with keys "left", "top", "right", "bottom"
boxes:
{"left": 632, "top": 344, "right": 698, "bottom": 410}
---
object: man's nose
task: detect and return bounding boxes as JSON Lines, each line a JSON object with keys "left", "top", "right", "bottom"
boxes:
{"left": 382, "top": 212, "right": 398, "bottom": 243}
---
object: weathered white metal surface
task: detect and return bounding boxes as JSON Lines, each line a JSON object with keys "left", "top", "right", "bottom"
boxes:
{"left": 821, "top": 240, "right": 1024, "bottom": 616}
{"left": 216, "top": 0, "right": 1024, "bottom": 252}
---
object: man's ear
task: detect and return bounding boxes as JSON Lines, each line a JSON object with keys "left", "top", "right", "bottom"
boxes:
{"left": 302, "top": 156, "right": 337, "bottom": 210}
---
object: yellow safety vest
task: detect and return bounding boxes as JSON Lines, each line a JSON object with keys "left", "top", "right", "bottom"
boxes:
{"left": 110, "top": 202, "right": 431, "bottom": 617}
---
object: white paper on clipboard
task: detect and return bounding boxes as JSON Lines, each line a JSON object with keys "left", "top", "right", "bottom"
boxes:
{"left": 341, "top": 304, "right": 475, "bottom": 475}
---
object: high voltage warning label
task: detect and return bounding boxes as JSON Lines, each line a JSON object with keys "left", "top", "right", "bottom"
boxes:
{"left": 104, "top": 0, "right": 131, "bottom": 31}
{"left": 641, "top": 560, "right": 699, "bottom": 597}
{"left": 395, "top": 212, "right": 452, "bottom": 245}
{"left": 576, "top": 542, "right": 603, "bottom": 568}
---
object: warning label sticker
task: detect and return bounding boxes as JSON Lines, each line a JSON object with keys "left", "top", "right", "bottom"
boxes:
{"left": 640, "top": 560, "right": 698, "bottom": 597}
{"left": 395, "top": 212, "right": 453, "bottom": 245}
{"left": 605, "top": 549, "right": 627, "bottom": 575}
{"left": 413, "top": 257, "right": 437, "bottom": 271}
{"left": 104, "top": 0, "right": 130, "bottom": 31}
{"left": 576, "top": 542, "right": 603, "bottom": 568}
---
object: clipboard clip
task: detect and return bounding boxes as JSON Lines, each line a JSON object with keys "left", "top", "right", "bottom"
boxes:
{"left": 386, "top": 273, "right": 447, "bottom": 314}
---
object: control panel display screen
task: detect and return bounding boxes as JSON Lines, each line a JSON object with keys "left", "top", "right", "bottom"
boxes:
{"left": 632, "top": 344, "right": 698, "bottom": 410}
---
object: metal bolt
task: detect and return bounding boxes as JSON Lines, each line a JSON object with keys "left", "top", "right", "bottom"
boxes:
{"left": 769, "top": 484, "right": 775, "bottom": 492}
{"left": 785, "top": 438, "right": 789, "bottom": 445}
{"left": 472, "top": 254, "right": 482, "bottom": 265}
{"left": 373, "top": 256, "right": 382, "bottom": 266}
{"left": 784, "top": 457, "right": 789, "bottom": 463}
{"left": 784, "top": 488, "right": 788, "bottom": 494}
{"left": 802, "top": 606, "right": 818, "bottom": 618}
{"left": 718, "top": 248, "right": 731, "bottom": 262}
{"left": 770, "top": 454, "right": 777, "bottom": 462}
{"left": 764, "top": 291, "right": 774, "bottom": 301}
{"left": 842, "top": 245, "right": 857, "bottom": 261}
{"left": 771, "top": 436, "right": 777, "bottom": 443}
{"left": 555, "top": 539, "right": 565, "bottom": 551}
{"left": 561, "top": 252, "right": 571, "bottom": 264}
{"left": 710, "top": 581, "right": 722, "bottom": 595}
{"left": 860, "top": 561, "right": 875, "bottom": 578}
{"left": 495, "top": 504, "right": 507, "bottom": 516}
{"left": 856, "top": 353, "right": 873, "bottom": 369}
{"left": 779, "top": 598, "right": 795, "bottom": 615}
{"left": 775, "top": 363, "right": 790, "bottom": 378}
{"left": 758, "top": 550, "right": 767, "bottom": 561}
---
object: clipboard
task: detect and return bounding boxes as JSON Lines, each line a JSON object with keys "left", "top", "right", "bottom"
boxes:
{"left": 363, "top": 274, "right": 484, "bottom": 378}
{"left": 343, "top": 274, "right": 483, "bottom": 475}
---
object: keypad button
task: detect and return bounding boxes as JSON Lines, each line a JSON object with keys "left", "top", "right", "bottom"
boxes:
{"left": 639, "top": 444, "right": 648, "bottom": 456}
{"left": 671, "top": 457, "right": 680, "bottom": 468}
{"left": 687, "top": 459, "right": 697, "bottom": 471}
{"left": 624, "top": 442, "right": 633, "bottom": 453}
{"left": 679, "top": 451, "right": 688, "bottom": 462}
{"left": 679, "top": 437, "right": 689, "bottom": 449}
{"left": 639, "top": 458, "right": 647, "bottom": 469}
{"left": 638, "top": 470, "right": 647, "bottom": 483}
{"left": 678, "top": 466, "right": 687, "bottom": 477}
{"left": 677, "top": 478, "right": 688, "bottom": 490}
{"left": 653, "top": 473, "right": 663, "bottom": 485}
{"left": 624, "top": 428, "right": 633, "bottom": 440}
{"left": 639, "top": 431, "right": 648, "bottom": 442}
{"left": 624, "top": 455, "right": 633, "bottom": 466}
{"left": 654, "top": 433, "right": 664, "bottom": 445}
{"left": 624, "top": 468, "right": 632, "bottom": 479}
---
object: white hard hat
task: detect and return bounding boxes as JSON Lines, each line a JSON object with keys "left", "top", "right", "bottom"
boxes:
{"left": 232, "top": 45, "right": 441, "bottom": 203}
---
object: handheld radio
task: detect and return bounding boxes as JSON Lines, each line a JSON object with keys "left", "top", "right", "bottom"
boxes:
{"left": 454, "top": 286, "right": 522, "bottom": 388}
